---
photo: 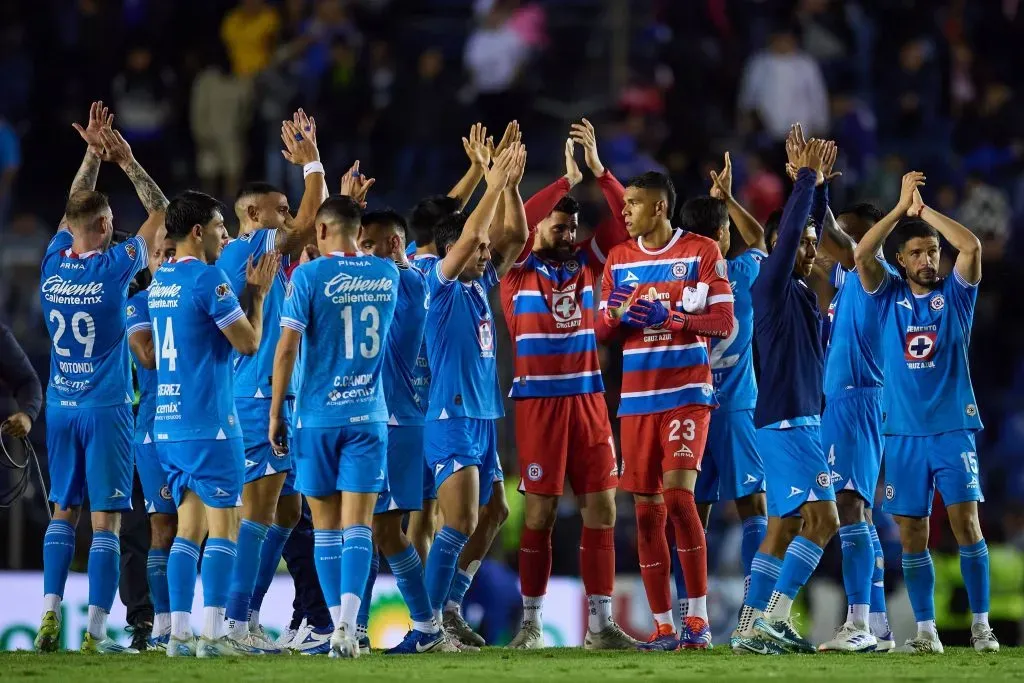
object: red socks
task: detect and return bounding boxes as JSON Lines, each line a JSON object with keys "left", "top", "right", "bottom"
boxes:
{"left": 665, "top": 488, "right": 707, "bottom": 598}
{"left": 635, "top": 502, "right": 672, "bottom": 615}
{"left": 580, "top": 526, "right": 615, "bottom": 597}
{"left": 519, "top": 527, "right": 553, "bottom": 598}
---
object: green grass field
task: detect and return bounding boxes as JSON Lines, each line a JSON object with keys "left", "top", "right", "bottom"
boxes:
{"left": 3, "top": 647, "right": 1021, "bottom": 682}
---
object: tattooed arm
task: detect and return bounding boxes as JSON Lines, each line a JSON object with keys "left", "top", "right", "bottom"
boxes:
{"left": 58, "top": 150, "right": 103, "bottom": 232}
{"left": 98, "top": 127, "right": 168, "bottom": 253}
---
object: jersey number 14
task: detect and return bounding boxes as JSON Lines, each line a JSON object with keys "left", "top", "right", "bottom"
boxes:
{"left": 152, "top": 318, "right": 178, "bottom": 371}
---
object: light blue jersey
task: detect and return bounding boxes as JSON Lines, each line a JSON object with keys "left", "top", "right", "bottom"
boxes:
{"left": 384, "top": 265, "right": 429, "bottom": 425}
{"left": 148, "top": 257, "right": 245, "bottom": 442}
{"left": 281, "top": 252, "right": 399, "bottom": 427}
{"left": 424, "top": 260, "right": 504, "bottom": 421}
{"left": 40, "top": 231, "right": 148, "bottom": 408}
{"left": 216, "top": 229, "right": 293, "bottom": 398}
{"left": 711, "top": 249, "right": 764, "bottom": 411}
{"left": 410, "top": 254, "right": 438, "bottom": 411}
{"left": 126, "top": 289, "right": 156, "bottom": 443}
{"left": 824, "top": 260, "right": 900, "bottom": 397}
{"left": 869, "top": 269, "right": 982, "bottom": 436}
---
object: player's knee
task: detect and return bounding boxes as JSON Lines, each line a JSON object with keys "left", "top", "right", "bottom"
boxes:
{"left": 524, "top": 495, "right": 558, "bottom": 530}
{"left": 736, "top": 492, "right": 767, "bottom": 518}
{"left": 948, "top": 505, "right": 983, "bottom": 545}
{"left": 150, "top": 514, "right": 177, "bottom": 549}
{"left": 803, "top": 504, "right": 840, "bottom": 542}
{"left": 835, "top": 492, "right": 866, "bottom": 526}
{"left": 895, "top": 515, "right": 929, "bottom": 551}
{"left": 91, "top": 511, "right": 121, "bottom": 535}
{"left": 275, "top": 494, "right": 302, "bottom": 529}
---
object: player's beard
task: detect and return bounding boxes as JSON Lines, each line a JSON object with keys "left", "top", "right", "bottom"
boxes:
{"left": 537, "top": 242, "right": 574, "bottom": 261}
{"left": 908, "top": 266, "right": 938, "bottom": 289}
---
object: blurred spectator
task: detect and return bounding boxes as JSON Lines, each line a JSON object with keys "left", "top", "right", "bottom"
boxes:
{"left": 795, "top": 0, "right": 854, "bottom": 85}
{"left": 738, "top": 24, "right": 829, "bottom": 140}
{"left": 464, "top": 0, "right": 534, "bottom": 130}
{"left": 0, "top": 25, "right": 32, "bottom": 121}
{"left": 739, "top": 152, "right": 785, "bottom": 225}
{"left": 958, "top": 175, "right": 1011, "bottom": 260}
{"left": 829, "top": 89, "right": 877, "bottom": 185}
{"left": 319, "top": 40, "right": 371, "bottom": 173}
{"left": 0, "top": 117, "right": 18, "bottom": 232}
{"left": 111, "top": 45, "right": 175, "bottom": 148}
{"left": 191, "top": 51, "right": 252, "bottom": 201}
{"left": 254, "top": 52, "right": 303, "bottom": 203}
{"left": 880, "top": 39, "right": 942, "bottom": 161}
{"left": 302, "top": 0, "right": 362, "bottom": 99}
{"left": 0, "top": 213, "right": 46, "bottom": 330}
{"left": 221, "top": 0, "right": 281, "bottom": 78}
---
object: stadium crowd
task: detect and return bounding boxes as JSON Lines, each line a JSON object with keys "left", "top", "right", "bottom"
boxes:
{"left": 0, "top": 0, "right": 1022, "bottom": 654}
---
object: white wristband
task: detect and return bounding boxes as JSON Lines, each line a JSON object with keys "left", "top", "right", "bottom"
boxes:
{"left": 303, "top": 161, "right": 325, "bottom": 178}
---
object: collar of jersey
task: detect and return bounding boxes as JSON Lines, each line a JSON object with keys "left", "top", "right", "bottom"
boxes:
{"left": 638, "top": 228, "right": 684, "bottom": 255}
{"left": 170, "top": 256, "right": 199, "bottom": 264}
{"left": 63, "top": 248, "right": 100, "bottom": 259}
{"left": 328, "top": 251, "right": 364, "bottom": 258}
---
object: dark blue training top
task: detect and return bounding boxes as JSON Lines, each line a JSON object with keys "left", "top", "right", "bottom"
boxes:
{"left": 750, "top": 168, "right": 824, "bottom": 429}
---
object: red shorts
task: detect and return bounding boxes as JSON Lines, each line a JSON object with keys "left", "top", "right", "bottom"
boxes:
{"left": 619, "top": 405, "right": 711, "bottom": 495}
{"left": 515, "top": 393, "right": 618, "bottom": 496}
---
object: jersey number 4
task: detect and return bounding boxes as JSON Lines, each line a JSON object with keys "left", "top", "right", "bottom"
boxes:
{"left": 50, "top": 310, "right": 96, "bottom": 358}
{"left": 340, "top": 305, "right": 381, "bottom": 359}
{"left": 152, "top": 318, "right": 178, "bottom": 371}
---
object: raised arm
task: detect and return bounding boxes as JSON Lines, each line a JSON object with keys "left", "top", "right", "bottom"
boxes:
{"left": 59, "top": 102, "right": 112, "bottom": 231}
{"left": 571, "top": 118, "right": 630, "bottom": 253}
{"left": 756, "top": 141, "right": 825, "bottom": 295}
{"left": 709, "top": 151, "right": 765, "bottom": 252}
{"left": 511, "top": 137, "right": 581, "bottom": 265}
{"left": 277, "top": 111, "right": 329, "bottom": 258}
{"left": 221, "top": 252, "right": 279, "bottom": 355}
{"left": 450, "top": 122, "right": 507, "bottom": 210}
{"left": 492, "top": 147, "right": 530, "bottom": 278}
{"left": 854, "top": 172, "right": 923, "bottom": 293}
{"left": 439, "top": 144, "right": 520, "bottom": 281}
{"left": 916, "top": 198, "right": 982, "bottom": 285}
{"left": 97, "top": 125, "right": 168, "bottom": 254}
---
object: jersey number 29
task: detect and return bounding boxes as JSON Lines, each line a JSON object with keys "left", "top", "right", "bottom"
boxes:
{"left": 50, "top": 310, "right": 96, "bottom": 358}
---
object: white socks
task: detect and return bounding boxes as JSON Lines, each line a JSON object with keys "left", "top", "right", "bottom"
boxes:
{"left": 587, "top": 595, "right": 612, "bottom": 633}
{"left": 688, "top": 595, "right": 708, "bottom": 621}
{"left": 653, "top": 610, "right": 673, "bottom": 628}
{"left": 153, "top": 612, "right": 170, "bottom": 637}
{"left": 917, "top": 619, "right": 937, "bottom": 636}
{"left": 202, "top": 606, "right": 225, "bottom": 640}
{"left": 171, "top": 611, "right": 192, "bottom": 640}
{"left": 972, "top": 612, "right": 990, "bottom": 629}
{"left": 522, "top": 595, "right": 543, "bottom": 625}
{"left": 850, "top": 603, "right": 869, "bottom": 628}
{"left": 43, "top": 594, "right": 61, "bottom": 615}
{"left": 87, "top": 606, "right": 108, "bottom": 639}
{"left": 339, "top": 594, "right": 361, "bottom": 632}
{"left": 765, "top": 591, "right": 793, "bottom": 620}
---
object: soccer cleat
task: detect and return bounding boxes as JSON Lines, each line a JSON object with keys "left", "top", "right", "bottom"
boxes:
{"left": 275, "top": 621, "right": 300, "bottom": 649}
{"left": 874, "top": 630, "right": 895, "bottom": 652}
{"left": 34, "top": 611, "right": 61, "bottom": 653}
{"left": 732, "top": 633, "right": 786, "bottom": 656}
{"left": 894, "top": 632, "right": 944, "bottom": 654}
{"left": 147, "top": 633, "right": 170, "bottom": 652}
{"left": 753, "top": 616, "right": 816, "bottom": 654}
{"left": 166, "top": 635, "right": 197, "bottom": 657}
{"left": 443, "top": 611, "right": 486, "bottom": 647}
{"left": 971, "top": 626, "right": 999, "bottom": 653}
{"left": 384, "top": 628, "right": 450, "bottom": 655}
{"left": 636, "top": 623, "right": 678, "bottom": 651}
{"left": 231, "top": 630, "right": 288, "bottom": 654}
{"left": 507, "top": 621, "right": 544, "bottom": 649}
{"left": 127, "top": 622, "right": 152, "bottom": 652}
{"left": 356, "top": 624, "right": 372, "bottom": 655}
{"left": 584, "top": 621, "right": 638, "bottom": 650}
{"left": 292, "top": 623, "right": 333, "bottom": 655}
{"left": 443, "top": 626, "right": 481, "bottom": 652}
{"left": 329, "top": 624, "right": 360, "bottom": 659}
{"left": 679, "top": 616, "right": 712, "bottom": 650}
{"left": 197, "top": 635, "right": 266, "bottom": 657}
{"left": 818, "top": 623, "right": 877, "bottom": 652}
{"left": 80, "top": 632, "right": 139, "bottom": 655}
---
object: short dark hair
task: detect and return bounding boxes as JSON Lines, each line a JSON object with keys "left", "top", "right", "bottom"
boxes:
{"left": 315, "top": 195, "right": 362, "bottom": 232}
{"left": 235, "top": 181, "right": 283, "bottom": 204}
{"left": 409, "top": 195, "right": 461, "bottom": 246}
{"left": 626, "top": 172, "right": 677, "bottom": 218}
{"left": 362, "top": 209, "right": 409, "bottom": 242}
{"left": 837, "top": 202, "right": 884, "bottom": 225}
{"left": 893, "top": 218, "right": 939, "bottom": 251}
{"left": 65, "top": 191, "right": 110, "bottom": 224}
{"left": 552, "top": 196, "right": 580, "bottom": 216}
{"left": 433, "top": 212, "right": 468, "bottom": 258}
{"left": 166, "top": 190, "right": 223, "bottom": 240}
{"left": 678, "top": 196, "right": 728, "bottom": 239}
{"left": 764, "top": 208, "right": 784, "bottom": 249}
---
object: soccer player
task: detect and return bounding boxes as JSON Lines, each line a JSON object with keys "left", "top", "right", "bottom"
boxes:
{"left": 125, "top": 235, "right": 177, "bottom": 650}
{"left": 213, "top": 112, "right": 328, "bottom": 650}
{"left": 418, "top": 143, "right": 527, "bottom": 648}
{"left": 270, "top": 195, "right": 400, "bottom": 659}
{"left": 597, "top": 171, "right": 734, "bottom": 650}
{"left": 37, "top": 102, "right": 168, "bottom": 654}
{"left": 149, "top": 190, "right": 278, "bottom": 658}
{"left": 499, "top": 120, "right": 635, "bottom": 650}
{"left": 356, "top": 209, "right": 458, "bottom": 654}
{"left": 732, "top": 139, "right": 839, "bottom": 655}
{"left": 854, "top": 172, "right": 998, "bottom": 654}
{"left": 679, "top": 153, "right": 769, "bottom": 641}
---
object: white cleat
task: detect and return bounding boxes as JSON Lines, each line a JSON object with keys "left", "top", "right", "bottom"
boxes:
{"left": 971, "top": 625, "right": 999, "bottom": 653}
{"left": 894, "top": 632, "right": 944, "bottom": 654}
{"left": 584, "top": 622, "right": 638, "bottom": 650}
{"left": 507, "top": 621, "right": 544, "bottom": 649}
{"left": 166, "top": 635, "right": 197, "bottom": 657}
{"left": 197, "top": 635, "right": 265, "bottom": 657}
{"left": 818, "top": 623, "right": 878, "bottom": 652}
{"left": 275, "top": 621, "right": 300, "bottom": 649}
{"left": 329, "top": 624, "right": 360, "bottom": 659}
{"left": 232, "top": 630, "right": 288, "bottom": 654}
{"left": 873, "top": 630, "right": 895, "bottom": 652}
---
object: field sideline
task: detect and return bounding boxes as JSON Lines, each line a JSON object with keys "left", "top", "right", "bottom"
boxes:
{"left": 4, "top": 647, "right": 1021, "bottom": 682}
